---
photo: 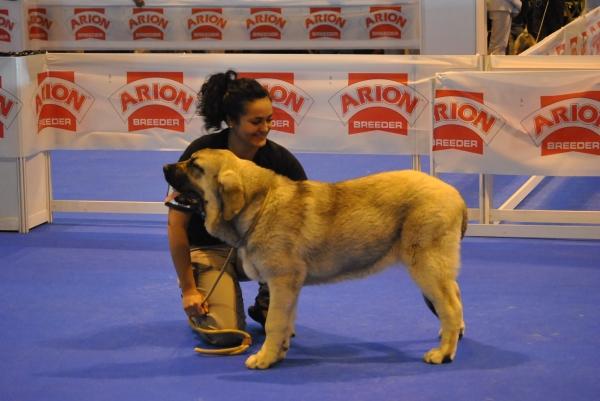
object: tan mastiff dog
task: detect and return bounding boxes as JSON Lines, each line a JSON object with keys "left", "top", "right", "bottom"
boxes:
{"left": 164, "top": 149, "right": 467, "bottom": 369}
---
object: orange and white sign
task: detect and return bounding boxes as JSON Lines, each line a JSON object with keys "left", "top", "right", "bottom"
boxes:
{"left": 434, "top": 90, "right": 505, "bottom": 155}
{"left": 186, "top": 8, "right": 228, "bottom": 41}
{"left": 0, "top": 10, "right": 19, "bottom": 43}
{"left": 303, "top": 8, "right": 348, "bottom": 40}
{"left": 0, "top": 77, "right": 21, "bottom": 139}
{"left": 28, "top": 8, "right": 55, "bottom": 41}
{"left": 434, "top": 71, "right": 600, "bottom": 176}
{"left": 31, "top": 71, "right": 94, "bottom": 133}
{"left": 109, "top": 72, "right": 196, "bottom": 133}
{"left": 5, "top": 53, "right": 480, "bottom": 157}
{"left": 127, "top": 7, "right": 171, "bottom": 41}
{"left": 66, "top": 8, "right": 113, "bottom": 41}
{"left": 521, "top": 93, "right": 600, "bottom": 156}
{"left": 361, "top": 7, "right": 409, "bottom": 40}
{"left": 240, "top": 72, "right": 313, "bottom": 135}
{"left": 329, "top": 73, "right": 427, "bottom": 136}
{"left": 244, "top": 8, "right": 288, "bottom": 40}
{"left": 17, "top": 4, "right": 420, "bottom": 51}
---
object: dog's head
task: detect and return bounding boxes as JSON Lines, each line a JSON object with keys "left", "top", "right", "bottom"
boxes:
{"left": 515, "top": 32, "right": 536, "bottom": 55}
{"left": 163, "top": 149, "right": 245, "bottom": 221}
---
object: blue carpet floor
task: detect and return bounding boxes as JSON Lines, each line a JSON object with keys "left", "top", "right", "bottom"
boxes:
{"left": 0, "top": 151, "right": 599, "bottom": 400}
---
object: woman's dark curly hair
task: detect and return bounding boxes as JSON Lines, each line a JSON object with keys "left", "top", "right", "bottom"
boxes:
{"left": 196, "top": 69, "right": 270, "bottom": 132}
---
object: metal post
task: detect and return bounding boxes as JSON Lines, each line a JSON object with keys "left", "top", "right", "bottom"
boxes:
{"left": 45, "top": 151, "right": 54, "bottom": 223}
{"left": 17, "top": 156, "right": 28, "bottom": 233}
{"left": 479, "top": 174, "right": 493, "bottom": 224}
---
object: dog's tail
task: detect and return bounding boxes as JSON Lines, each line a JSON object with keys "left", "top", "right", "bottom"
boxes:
{"left": 460, "top": 205, "right": 468, "bottom": 240}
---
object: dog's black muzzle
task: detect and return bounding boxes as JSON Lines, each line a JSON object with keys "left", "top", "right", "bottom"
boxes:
{"left": 163, "top": 162, "right": 187, "bottom": 191}
{"left": 163, "top": 162, "right": 204, "bottom": 211}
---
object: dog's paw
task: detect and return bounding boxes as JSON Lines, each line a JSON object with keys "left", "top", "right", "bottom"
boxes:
{"left": 246, "top": 349, "right": 282, "bottom": 370}
{"left": 424, "top": 348, "right": 454, "bottom": 364}
{"left": 246, "top": 353, "right": 272, "bottom": 370}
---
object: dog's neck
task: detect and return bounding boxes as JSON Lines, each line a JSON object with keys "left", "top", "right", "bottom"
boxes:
{"left": 235, "top": 187, "right": 271, "bottom": 248}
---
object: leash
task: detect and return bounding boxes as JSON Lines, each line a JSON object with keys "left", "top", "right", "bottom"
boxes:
{"left": 535, "top": 0, "right": 550, "bottom": 43}
{"left": 191, "top": 188, "right": 272, "bottom": 356}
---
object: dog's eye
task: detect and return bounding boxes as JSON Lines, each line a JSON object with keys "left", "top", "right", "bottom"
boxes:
{"left": 191, "top": 164, "right": 204, "bottom": 174}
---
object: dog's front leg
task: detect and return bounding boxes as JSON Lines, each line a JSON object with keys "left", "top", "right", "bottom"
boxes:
{"left": 246, "top": 274, "right": 302, "bottom": 370}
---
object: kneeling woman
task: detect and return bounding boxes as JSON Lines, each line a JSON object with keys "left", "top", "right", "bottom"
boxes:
{"left": 166, "top": 70, "right": 307, "bottom": 346}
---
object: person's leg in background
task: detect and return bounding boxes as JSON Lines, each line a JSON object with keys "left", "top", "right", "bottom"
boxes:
{"left": 248, "top": 283, "right": 270, "bottom": 330}
{"left": 509, "top": 1, "right": 532, "bottom": 53}
{"left": 545, "top": 0, "right": 566, "bottom": 37}
{"left": 488, "top": 10, "right": 513, "bottom": 55}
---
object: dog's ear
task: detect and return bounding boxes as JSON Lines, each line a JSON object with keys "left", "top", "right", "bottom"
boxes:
{"left": 218, "top": 170, "right": 245, "bottom": 221}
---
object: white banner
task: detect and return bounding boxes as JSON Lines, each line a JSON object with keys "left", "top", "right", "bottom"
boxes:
{"left": 433, "top": 71, "right": 600, "bottom": 176}
{"left": 0, "top": 1, "right": 25, "bottom": 53}
{"left": 0, "top": 57, "right": 22, "bottom": 158}
{"left": 17, "top": 2, "right": 420, "bottom": 51}
{"left": 12, "top": 52, "right": 479, "bottom": 157}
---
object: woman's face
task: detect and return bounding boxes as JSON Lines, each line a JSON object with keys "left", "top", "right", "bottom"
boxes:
{"left": 229, "top": 97, "right": 273, "bottom": 149}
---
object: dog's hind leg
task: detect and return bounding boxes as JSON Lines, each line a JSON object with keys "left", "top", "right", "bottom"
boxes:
{"left": 424, "top": 283, "right": 466, "bottom": 339}
{"left": 418, "top": 276, "right": 463, "bottom": 363}
{"left": 422, "top": 293, "right": 438, "bottom": 317}
{"left": 245, "top": 273, "right": 303, "bottom": 370}
{"left": 404, "top": 242, "right": 464, "bottom": 364}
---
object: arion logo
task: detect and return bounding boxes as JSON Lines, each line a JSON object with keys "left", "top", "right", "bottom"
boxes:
{"left": 303, "top": 8, "right": 347, "bottom": 40}
{"left": 28, "top": 8, "right": 55, "bottom": 41}
{"left": 329, "top": 73, "right": 427, "bottom": 135}
{"left": 433, "top": 90, "right": 505, "bottom": 155}
{"left": 186, "top": 8, "right": 228, "bottom": 40}
{"left": 590, "top": 23, "right": 600, "bottom": 55}
{"left": 127, "top": 8, "right": 171, "bottom": 41}
{"left": 239, "top": 72, "right": 313, "bottom": 135}
{"left": 520, "top": 92, "right": 600, "bottom": 156}
{"left": 569, "top": 36, "right": 579, "bottom": 55}
{"left": 361, "top": 7, "right": 408, "bottom": 39}
{"left": 109, "top": 72, "right": 196, "bottom": 133}
{"left": 0, "top": 10, "right": 19, "bottom": 43}
{"left": 244, "top": 8, "right": 288, "bottom": 40}
{"left": 0, "top": 77, "right": 22, "bottom": 139}
{"left": 67, "top": 8, "right": 113, "bottom": 41}
{"left": 32, "top": 72, "right": 95, "bottom": 133}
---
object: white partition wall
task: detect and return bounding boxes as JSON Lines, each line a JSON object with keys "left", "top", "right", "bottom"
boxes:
{"left": 0, "top": 55, "right": 51, "bottom": 232}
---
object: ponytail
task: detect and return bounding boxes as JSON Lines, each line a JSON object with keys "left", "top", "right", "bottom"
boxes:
{"left": 196, "top": 69, "right": 270, "bottom": 132}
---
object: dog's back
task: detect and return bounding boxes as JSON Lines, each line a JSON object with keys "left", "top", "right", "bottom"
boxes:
{"left": 251, "top": 169, "right": 467, "bottom": 285}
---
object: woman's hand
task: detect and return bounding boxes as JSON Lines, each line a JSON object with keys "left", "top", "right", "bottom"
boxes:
{"left": 182, "top": 290, "right": 209, "bottom": 317}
